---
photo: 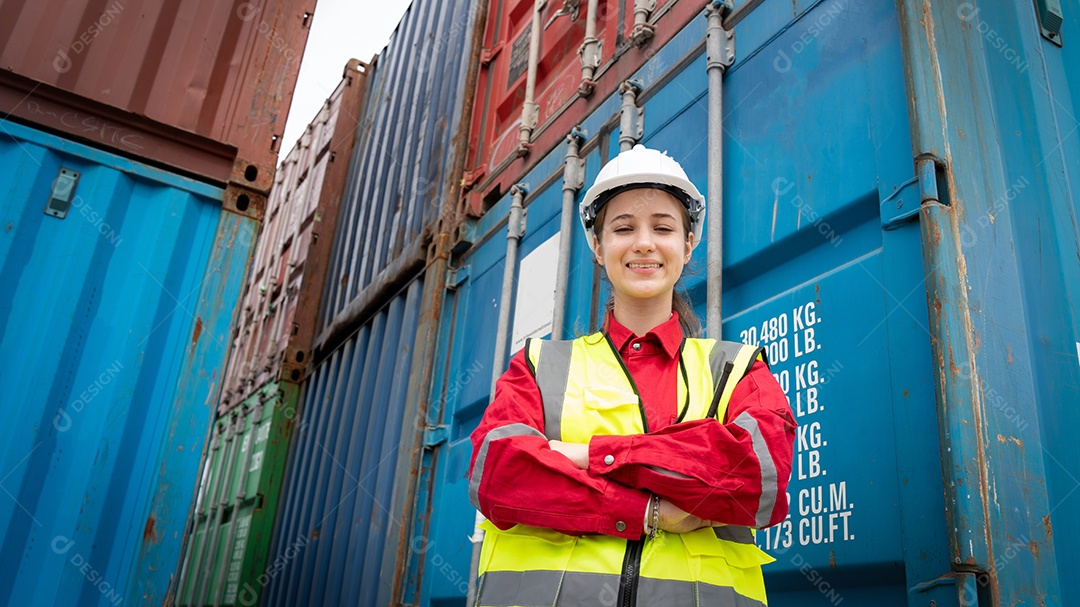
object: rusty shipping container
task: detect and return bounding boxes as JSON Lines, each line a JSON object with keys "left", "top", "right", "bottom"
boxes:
{"left": 170, "top": 59, "right": 371, "bottom": 607}
{"left": 219, "top": 59, "right": 370, "bottom": 410}
{"left": 260, "top": 0, "right": 484, "bottom": 604}
{"left": 461, "top": 0, "right": 706, "bottom": 216}
{"left": 0, "top": 0, "right": 311, "bottom": 604}
{"left": 415, "top": 0, "right": 1080, "bottom": 605}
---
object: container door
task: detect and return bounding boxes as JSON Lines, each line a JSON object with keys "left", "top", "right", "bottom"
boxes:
{"left": 0, "top": 119, "right": 251, "bottom": 605}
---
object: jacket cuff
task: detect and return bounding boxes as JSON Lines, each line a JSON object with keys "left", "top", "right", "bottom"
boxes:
{"left": 589, "top": 434, "right": 634, "bottom": 475}
{"left": 599, "top": 478, "right": 649, "bottom": 539}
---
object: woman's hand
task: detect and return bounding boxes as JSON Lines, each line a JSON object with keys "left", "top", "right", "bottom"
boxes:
{"left": 549, "top": 440, "right": 589, "bottom": 470}
{"left": 656, "top": 498, "right": 721, "bottom": 534}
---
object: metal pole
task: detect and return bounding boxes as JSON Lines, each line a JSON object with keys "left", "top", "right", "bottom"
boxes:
{"left": 176, "top": 426, "right": 223, "bottom": 605}
{"left": 194, "top": 417, "right": 240, "bottom": 606}
{"left": 619, "top": 80, "right": 644, "bottom": 152}
{"left": 519, "top": 0, "right": 546, "bottom": 150}
{"left": 214, "top": 403, "right": 263, "bottom": 607}
{"left": 705, "top": 1, "right": 734, "bottom": 340}
{"left": 552, "top": 129, "right": 586, "bottom": 339}
{"left": 630, "top": 0, "right": 657, "bottom": 46}
{"left": 468, "top": 184, "right": 528, "bottom": 606}
{"left": 579, "top": 0, "right": 601, "bottom": 94}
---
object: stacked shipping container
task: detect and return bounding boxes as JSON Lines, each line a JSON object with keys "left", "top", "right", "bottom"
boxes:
{"left": 0, "top": 1, "right": 309, "bottom": 604}
{"left": 172, "top": 60, "right": 370, "bottom": 607}
{"left": 261, "top": 0, "right": 483, "bottom": 605}
{"left": 255, "top": 0, "right": 1080, "bottom": 606}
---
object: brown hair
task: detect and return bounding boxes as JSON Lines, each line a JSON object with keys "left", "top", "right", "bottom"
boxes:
{"left": 592, "top": 192, "right": 703, "bottom": 337}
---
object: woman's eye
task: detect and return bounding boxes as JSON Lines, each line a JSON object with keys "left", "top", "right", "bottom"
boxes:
{"left": 655, "top": 226, "right": 674, "bottom": 233}
{"left": 613, "top": 226, "right": 632, "bottom": 233}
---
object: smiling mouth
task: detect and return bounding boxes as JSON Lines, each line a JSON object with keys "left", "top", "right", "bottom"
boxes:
{"left": 627, "top": 262, "right": 662, "bottom": 268}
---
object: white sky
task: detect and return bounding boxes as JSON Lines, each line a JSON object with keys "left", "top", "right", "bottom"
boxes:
{"left": 280, "top": 0, "right": 414, "bottom": 156}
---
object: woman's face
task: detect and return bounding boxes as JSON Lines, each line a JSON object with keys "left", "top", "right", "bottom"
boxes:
{"left": 593, "top": 188, "right": 693, "bottom": 306}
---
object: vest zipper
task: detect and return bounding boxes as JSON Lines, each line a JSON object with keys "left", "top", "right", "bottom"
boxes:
{"left": 617, "top": 538, "right": 644, "bottom": 607}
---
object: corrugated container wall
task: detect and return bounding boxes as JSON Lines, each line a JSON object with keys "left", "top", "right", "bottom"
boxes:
{"left": 0, "top": 120, "right": 255, "bottom": 606}
{"left": 261, "top": 0, "right": 483, "bottom": 605}
{"left": 0, "top": 1, "right": 311, "bottom": 604}
{"left": 0, "top": 0, "right": 310, "bottom": 185}
{"left": 169, "top": 60, "right": 371, "bottom": 607}
{"left": 316, "top": 0, "right": 481, "bottom": 349}
{"left": 406, "top": 0, "right": 1080, "bottom": 606}
{"left": 461, "top": 0, "right": 706, "bottom": 217}
{"left": 219, "top": 59, "right": 371, "bottom": 411}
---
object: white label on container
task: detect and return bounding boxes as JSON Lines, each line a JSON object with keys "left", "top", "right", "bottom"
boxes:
{"left": 510, "top": 232, "right": 561, "bottom": 354}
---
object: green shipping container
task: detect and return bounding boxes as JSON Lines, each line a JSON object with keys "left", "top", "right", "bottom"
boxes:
{"left": 174, "top": 382, "right": 301, "bottom": 606}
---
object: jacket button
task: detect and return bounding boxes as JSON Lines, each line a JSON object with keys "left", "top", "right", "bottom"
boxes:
{"left": 616, "top": 521, "right": 626, "bottom": 532}
{"left": 632, "top": 342, "right": 642, "bottom": 351}
{"left": 603, "top": 454, "right": 615, "bottom": 465}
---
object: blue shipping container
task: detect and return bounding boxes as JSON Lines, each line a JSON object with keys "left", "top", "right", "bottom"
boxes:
{"left": 0, "top": 119, "right": 256, "bottom": 605}
{"left": 411, "top": 0, "right": 1080, "bottom": 605}
{"left": 263, "top": 0, "right": 481, "bottom": 604}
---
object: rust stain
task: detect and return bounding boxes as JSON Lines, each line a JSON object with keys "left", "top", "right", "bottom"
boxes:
{"left": 1043, "top": 514, "right": 1053, "bottom": 538}
{"left": 997, "top": 434, "right": 1022, "bottom": 447}
{"left": 143, "top": 515, "right": 158, "bottom": 544}
{"left": 829, "top": 548, "right": 836, "bottom": 569}
{"left": 191, "top": 317, "right": 203, "bottom": 346}
{"left": 1006, "top": 344, "right": 1014, "bottom": 364}
{"left": 1030, "top": 539, "right": 1039, "bottom": 558}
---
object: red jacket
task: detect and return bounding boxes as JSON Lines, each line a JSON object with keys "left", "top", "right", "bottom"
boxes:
{"left": 469, "top": 312, "right": 797, "bottom": 540}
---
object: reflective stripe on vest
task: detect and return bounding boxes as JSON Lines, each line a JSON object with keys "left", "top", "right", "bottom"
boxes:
{"left": 477, "top": 334, "right": 773, "bottom": 607}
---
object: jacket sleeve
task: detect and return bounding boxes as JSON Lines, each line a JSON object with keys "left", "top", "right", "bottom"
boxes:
{"left": 469, "top": 348, "right": 651, "bottom": 539}
{"left": 587, "top": 360, "right": 796, "bottom": 528}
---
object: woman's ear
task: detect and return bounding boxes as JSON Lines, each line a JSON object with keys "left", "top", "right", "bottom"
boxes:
{"left": 684, "top": 232, "right": 694, "bottom": 262}
{"left": 593, "top": 235, "right": 604, "bottom": 265}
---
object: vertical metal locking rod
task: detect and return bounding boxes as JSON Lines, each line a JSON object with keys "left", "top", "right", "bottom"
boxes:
{"left": 519, "top": 0, "right": 546, "bottom": 151}
{"left": 705, "top": 0, "right": 734, "bottom": 340}
{"left": 194, "top": 416, "right": 241, "bottom": 606}
{"left": 630, "top": 0, "right": 658, "bottom": 46}
{"left": 552, "top": 128, "right": 586, "bottom": 339}
{"left": 619, "top": 80, "right": 644, "bottom": 152}
{"left": 214, "top": 403, "right": 264, "bottom": 606}
{"left": 468, "top": 184, "right": 529, "bottom": 606}
{"left": 176, "top": 426, "right": 223, "bottom": 604}
{"left": 579, "top": 0, "right": 601, "bottom": 94}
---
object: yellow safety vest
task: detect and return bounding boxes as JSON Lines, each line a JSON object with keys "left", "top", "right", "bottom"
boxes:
{"left": 474, "top": 331, "right": 774, "bottom": 607}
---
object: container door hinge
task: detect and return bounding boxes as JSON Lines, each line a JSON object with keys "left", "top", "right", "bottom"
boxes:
{"left": 881, "top": 156, "right": 945, "bottom": 230}
{"left": 447, "top": 264, "right": 471, "bottom": 290}
{"left": 423, "top": 425, "right": 449, "bottom": 448}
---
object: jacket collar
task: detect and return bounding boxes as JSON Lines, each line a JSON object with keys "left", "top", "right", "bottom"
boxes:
{"left": 604, "top": 310, "right": 684, "bottom": 359}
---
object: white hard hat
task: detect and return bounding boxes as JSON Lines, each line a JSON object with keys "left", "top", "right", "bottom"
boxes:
{"left": 579, "top": 144, "right": 705, "bottom": 250}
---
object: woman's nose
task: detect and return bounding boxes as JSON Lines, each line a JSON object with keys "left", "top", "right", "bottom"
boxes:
{"left": 632, "top": 232, "right": 655, "bottom": 252}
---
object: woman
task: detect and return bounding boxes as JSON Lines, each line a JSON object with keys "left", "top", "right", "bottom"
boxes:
{"left": 469, "top": 145, "right": 796, "bottom": 607}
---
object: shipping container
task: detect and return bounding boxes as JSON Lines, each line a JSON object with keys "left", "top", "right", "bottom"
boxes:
{"left": 259, "top": 0, "right": 484, "bottom": 605}
{"left": 169, "top": 59, "right": 371, "bottom": 607}
{"left": 317, "top": 0, "right": 482, "bottom": 338}
{"left": 0, "top": 0, "right": 310, "bottom": 186}
{"left": 172, "top": 382, "right": 300, "bottom": 607}
{"left": 408, "top": 0, "right": 1080, "bottom": 606}
{"left": 461, "top": 0, "right": 708, "bottom": 216}
{"left": 0, "top": 2, "right": 311, "bottom": 604}
{"left": 219, "top": 59, "right": 371, "bottom": 410}
{"left": 0, "top": 119, "right": 257, "bottom": 605}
